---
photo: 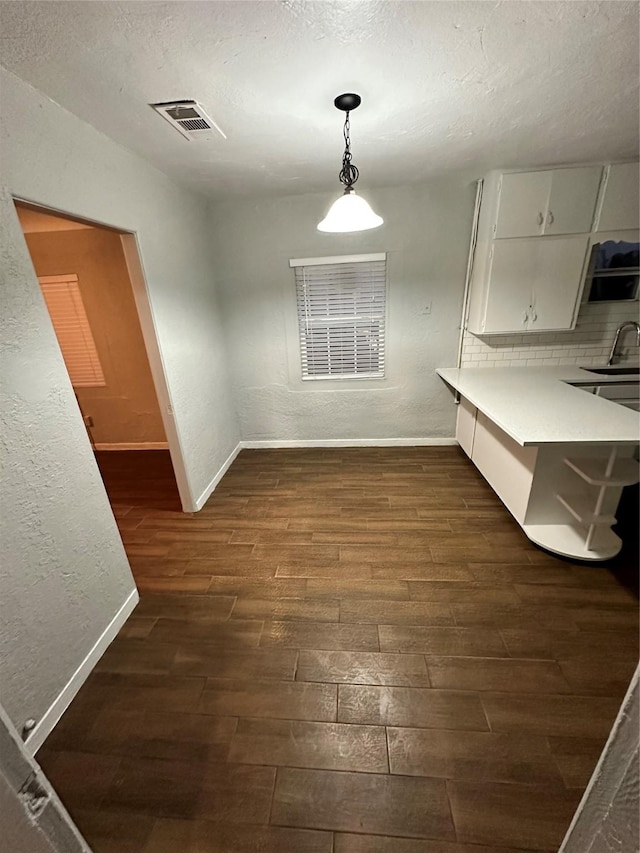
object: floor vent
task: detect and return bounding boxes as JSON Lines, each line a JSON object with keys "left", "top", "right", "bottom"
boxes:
{"left": 150, "top": 100, "right": 226, "bottom": 141}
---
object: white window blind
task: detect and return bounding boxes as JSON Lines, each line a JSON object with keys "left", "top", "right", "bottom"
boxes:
{"left": 291, "top": 254, "right": 387, "bottom": 380}
{"left": 38, "top": 275, "right": 106, "bottom": 387}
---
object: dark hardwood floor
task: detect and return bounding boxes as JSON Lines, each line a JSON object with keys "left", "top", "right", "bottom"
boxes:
{"left": 37, "top": 448, "right": 639, "bottom": 853}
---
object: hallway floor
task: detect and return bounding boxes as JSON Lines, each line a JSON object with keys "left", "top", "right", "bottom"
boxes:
{"left": 37, "top": 448, "right": 639, "bottom": 853}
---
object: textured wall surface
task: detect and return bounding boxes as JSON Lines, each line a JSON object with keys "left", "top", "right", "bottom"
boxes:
{"left": 560, "top": 667, "right": 639, "bottom": 853}
{"left": 25, "top": 227, "right": 166, "bottom": 447}
{"left": 0, "top": 66, "right": 238, "bottom": 736}
{"left": 1, "top": 66, "right": 240, "bottom": 505}
{"left": 0, "top": 188, "right": 136, "bottom": 733}
{"left": 211, "top": 180, "right": 475, "bottom": 442}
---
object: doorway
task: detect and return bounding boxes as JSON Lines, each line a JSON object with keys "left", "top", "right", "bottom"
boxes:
{"left": 14, "top": 200, "right": 186, "bottom": 514}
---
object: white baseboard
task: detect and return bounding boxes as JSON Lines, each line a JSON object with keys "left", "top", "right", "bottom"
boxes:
{"left": 27, "top": 588, "right": 139, "bottom": 755}
{"left": 193, "top": 442, "right": 242, "bottom": 511}
{"left": 239, "top": 438, "right": 458, "bottom": 448}
{"left": 93, "top": 442, "right": 169, "bottom": 450}
{"left": 191, "top": 437, "right": 457, "bottom": 512}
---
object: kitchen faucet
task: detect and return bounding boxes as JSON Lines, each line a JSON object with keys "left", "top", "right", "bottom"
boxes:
{"left": 607, "top": 320, "right": 640, "bottom": 365}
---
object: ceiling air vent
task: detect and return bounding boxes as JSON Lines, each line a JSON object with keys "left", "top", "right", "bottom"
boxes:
{"left": 150, "top": 100, "right": 226, "bottom": 141}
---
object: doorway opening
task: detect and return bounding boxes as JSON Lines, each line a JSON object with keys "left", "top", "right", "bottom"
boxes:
{"left": 14, "top": 200, "right": 187, "bottom": 516}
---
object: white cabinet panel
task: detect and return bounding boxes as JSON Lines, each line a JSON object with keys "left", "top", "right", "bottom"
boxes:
{"left": 530, "top": 237, "right": 590, "bottom": 331}
{"left": 494, "top": 167, "right": 602, "bottom": 239}
{"left": 471, "top": 411, "right": 538, "bottom": 524}
{"left": 597, "top": 163, "right": 640, "bottom": 232}
{"left": 483, "top": 240, "right": 537, "bottom": 333}
{"left": 456, "top": 396, "right": 477, "bottom": 458}
{"left": 476, "top": 237, "right": 588, "bottom": 335}
{"left": 495, "top": 171, "right": 550, "bottom": 238}
{"left": 545, "top": 167, "right": 602, "bottom": 235}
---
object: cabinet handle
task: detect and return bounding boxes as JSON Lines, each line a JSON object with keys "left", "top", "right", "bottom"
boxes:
{"left": 531, "top": 309, "right": 538, "bottom": 322}
{"left": 547, "top": 211, "right": 554, "bottom": 226}
{"left": 522, "top": 311, "right": 529, "bottom": 325}
{"left": 537, "top": 211, "right": 544, "bottom": 227}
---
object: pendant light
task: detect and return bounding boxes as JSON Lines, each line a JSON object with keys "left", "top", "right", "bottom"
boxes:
{"left": 317, "top": 93, "right": 383, "bottom": 233}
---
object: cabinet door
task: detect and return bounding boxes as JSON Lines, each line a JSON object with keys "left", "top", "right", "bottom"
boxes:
{"left": 483, "top": 240, "right": 537, "bottom": 333}
{"left": 530, "top": 237, "right": 589, "bottom": 331}
{"left": 456, "top": 396, "right": 477, "bottom": 458}
{"left": 544, "top": 167, "right": 602, "bottom": 235}
{"left": 597, "top": 163, "right": 640, "bottom": 231}
{"left": 495, "top": 172, "right": 551, "bottom": 238}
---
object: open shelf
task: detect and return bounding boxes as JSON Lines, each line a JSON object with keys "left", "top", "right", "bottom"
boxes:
{"left": 564, "top": 456, "right": 640, "bottom": 487}
{"left": 591, "top": 267, "right": 639, "bottom": 278}
{"left": 555, "top": 493, "right": 617, "bottom": 526}
{"left": 524, "top": 523, "right": 622, "bottom": 562}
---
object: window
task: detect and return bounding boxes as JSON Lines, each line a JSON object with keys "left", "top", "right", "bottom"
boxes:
{"left": 290, "top": 253, "right": 387, "bottom": 380}
{"left": 586, "top": 240, "right": 639, "bottom": 302}
{"left": 38, "top": 275, "right": 106, "bottom": 387}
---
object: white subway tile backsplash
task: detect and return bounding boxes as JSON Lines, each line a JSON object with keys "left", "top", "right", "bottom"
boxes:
{"left": 462, "top": 299, "right": 637, "bottom": 368}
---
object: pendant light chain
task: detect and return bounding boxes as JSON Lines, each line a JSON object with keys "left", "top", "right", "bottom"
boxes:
{"left": 338, "top": 111, "right": 360, "bottom": 190}
{"left": 317, "top": 92, "right": 383, "bottom": 232}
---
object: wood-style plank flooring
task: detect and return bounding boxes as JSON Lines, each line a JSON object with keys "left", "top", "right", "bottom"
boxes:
{"left": 37, "top": 448, "right": 639, "bottom": 853}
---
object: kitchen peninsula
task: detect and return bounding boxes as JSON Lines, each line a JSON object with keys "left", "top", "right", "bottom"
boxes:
{"left": 437, "top": 366, "right": 639, "bottom": 560}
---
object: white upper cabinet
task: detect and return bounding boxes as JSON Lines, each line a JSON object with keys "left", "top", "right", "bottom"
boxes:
{"left": 596, "top": 163, "right": 640, "bottom": 232}
{"left": 494, "top": 167, "right": 602, "bottom": 238}
{"left": 495, "top": 171, "right": 551, "bottom": 238}
{"left": 481, "top": 237, "right": 589, "bottom": 334}
{"left": 482, "top": 240, "right": 537, "bottom": 333}
{"left": 544, "top": 168, "right": 604, "bottom": 236}
{"left": 530, "top": 237, "right": 591, "bottom": 331}
{"left": 466, "top": 163, "right": 637, "bottom": 336}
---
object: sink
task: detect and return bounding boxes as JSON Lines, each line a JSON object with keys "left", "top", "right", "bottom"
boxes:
{"left": 568, "top": 378, "right": 640, "bottom": 411}
{"left": 581, "top": 366, "right": 640, "bottom": 375}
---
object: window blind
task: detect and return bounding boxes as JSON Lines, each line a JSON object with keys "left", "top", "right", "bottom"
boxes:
{"left": 38, "top": 275, "right": 106, "bottom": 387}
{"left": 292, "top": 255, "right": 387, "bottom": 380}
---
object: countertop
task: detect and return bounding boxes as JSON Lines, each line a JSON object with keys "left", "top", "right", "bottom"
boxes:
{"left": 437, "top": 365, "right": 640, "bottom": 446}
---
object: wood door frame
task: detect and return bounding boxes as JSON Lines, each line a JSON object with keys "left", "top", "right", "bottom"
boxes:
{"left": 13, "top": 197, "right": 194, "bottom": 512}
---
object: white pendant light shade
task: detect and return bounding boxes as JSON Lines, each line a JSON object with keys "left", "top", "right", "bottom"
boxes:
{"left": 318, "top": 93, "right": 384, "bottom": 233}
{"left": 317, "top": 189, "right": 384, "bottom": 233}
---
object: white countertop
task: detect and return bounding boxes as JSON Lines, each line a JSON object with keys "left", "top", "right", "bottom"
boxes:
{"left": 437, "top": 366, "right": 640, "bottom": 446}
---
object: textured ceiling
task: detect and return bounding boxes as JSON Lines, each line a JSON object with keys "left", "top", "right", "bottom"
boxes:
{"left": 0, "top": 1, "right": 638, "bottom": 199}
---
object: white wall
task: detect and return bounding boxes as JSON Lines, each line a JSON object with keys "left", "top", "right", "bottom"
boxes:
{"left": 211, "top": 180, "right": 476, "bottom": 443}
{"left": 1, "top": 67, "right": 240, "bottom": 507}
{"left": 0, "top": 67, "right": 238, "bottom": 744}
{"left": 0, "top": 186, "right": 137, "bottom": 744}
{"left": 560, "top": 667, "right": 639, "bottom": 853}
